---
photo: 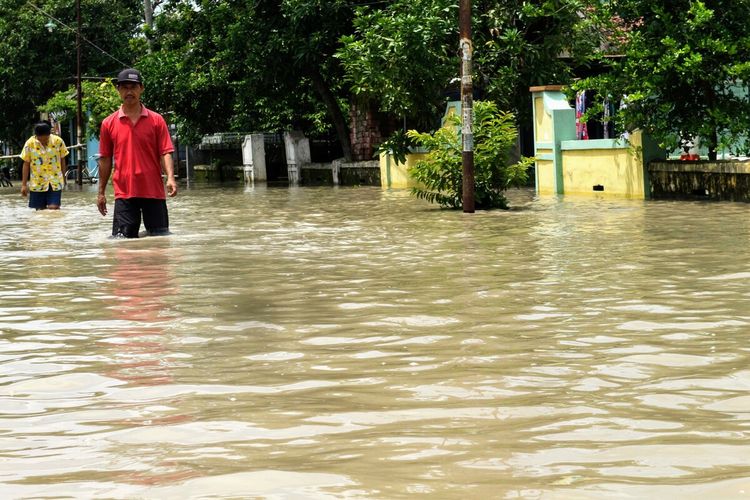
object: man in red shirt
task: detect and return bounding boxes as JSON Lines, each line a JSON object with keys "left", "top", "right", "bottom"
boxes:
{"left": 97, "top": 68, "right": 177, "bottom": 237}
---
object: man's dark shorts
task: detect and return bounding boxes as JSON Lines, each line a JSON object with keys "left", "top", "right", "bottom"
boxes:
{"left": 29, "top": 187, "right": 62, "bottom": 209}
{"left": 112, "top": 197, "right": 170, "bottom": 238}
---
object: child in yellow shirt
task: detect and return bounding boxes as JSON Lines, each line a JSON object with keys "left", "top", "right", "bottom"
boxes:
{"left": 20, "top": 122, "right": 69, "bottom": 210}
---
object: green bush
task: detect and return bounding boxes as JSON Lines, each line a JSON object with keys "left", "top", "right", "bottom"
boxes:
{"left": 374, "top": 129, "right": 414, "bottom": 165}
{"left": 407, "top": 101, "right": 533, "bottom": 209}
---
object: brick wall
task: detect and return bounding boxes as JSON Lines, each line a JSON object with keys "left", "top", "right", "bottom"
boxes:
{"left": 349, "top": 101, "right": 383, "bottom": 161}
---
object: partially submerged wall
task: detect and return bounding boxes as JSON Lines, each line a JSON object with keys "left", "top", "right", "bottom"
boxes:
{"left": 378, "top": 152, "right": 428, "bottom": 189}
{"left": 530, "top": 86, "right": 664, "bottom": 199}
{"left": 648, "top": 161, "right": 750, "bottom": 201}
{"left": 301, "top": 160, "right": 380, "bottom": 186}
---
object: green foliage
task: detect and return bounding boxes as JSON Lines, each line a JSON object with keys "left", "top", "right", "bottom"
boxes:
{"left": 407, "top": 101, "right": 533, "bottom": 210}
{"left": 574, "top": 0, "right": 750, "bottom": 158}
{"left": 38, "top": 80, "right": 120, "bottom": 139}
{"left": 337, "top": 0, "right": 456, "bottom": 128}
{"left": 476, "top": 0, "right": 603, "bottom": 123}
{"left": 338, "top": 0, "right": 599, "bottom": 131}
{"left": 0, "top": 0, "right": 141, "bottom": 149}
{"left": 375, "top": 129, "right": 415, "bottom": 164}
{"left": 141, "top": 0, "right": 363, "bottom": 151}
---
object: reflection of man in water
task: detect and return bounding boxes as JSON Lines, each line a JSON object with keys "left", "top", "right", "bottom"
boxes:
{"left": 106, "top": 245, "right": 177, "bottom": 385}
{"left": 105, "top": 244, "right": 198, "bottom": 487}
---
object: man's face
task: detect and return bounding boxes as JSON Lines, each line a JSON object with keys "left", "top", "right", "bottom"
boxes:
{"left": 116, "top": 82, "right": 144, "bottom": 105}
{"left": 36, "top": 134, "right": 50, "bottom": 146}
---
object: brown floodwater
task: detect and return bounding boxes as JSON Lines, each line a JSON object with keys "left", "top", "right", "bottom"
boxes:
{"left": 1, "top": 183, "right": 749, "bottom": 499}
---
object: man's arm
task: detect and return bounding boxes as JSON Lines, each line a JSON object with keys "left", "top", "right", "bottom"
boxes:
{"left": 21, "top": 160, "right": 30, "bottom": 197}
{"left": 161, "top": 152, "right": 177, "bottom": 197}
{"left": 61, "top": 156, "right": 67, "bottom": 184}
{"left": 97, "top": 157, "right": 112, "bottom": 216}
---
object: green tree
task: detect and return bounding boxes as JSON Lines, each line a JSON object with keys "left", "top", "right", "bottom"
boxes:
{"left": 575, "top": 0, "right": 750, "bottom": 159}
{"left": 407, "top": 101, "right": 533, "bottom": 209}
{"left": 0, "top": 0, "right": 142, "bottom": 150}
{"left": 337, "top": 0, "right": 457, "bottom": 130}
{"left": 476, "top": 0, "right": 603, "bottom": 124}
{"left": 338, "top": 0, "right": 600, "bottom": 133}
{"left": 38, "top": 80, "right": 120, "bottom": 138}
{"left": 140, "top": 0, "right": 379, "bottom": 159}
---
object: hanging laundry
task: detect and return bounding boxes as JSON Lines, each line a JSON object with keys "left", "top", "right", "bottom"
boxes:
{"left": 576, "top": 90, "right": 589, "bottom": 140}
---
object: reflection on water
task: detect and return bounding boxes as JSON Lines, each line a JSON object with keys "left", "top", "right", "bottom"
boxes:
{"left": 104, "top": 245, "right": 178, "bottom": 387}
{"left": 1, "top": 183, "right": 749, "bottom": 498}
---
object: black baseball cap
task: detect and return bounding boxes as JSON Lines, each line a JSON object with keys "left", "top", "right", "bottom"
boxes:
{"left": 115, "top": 68, "right": 143, "bottom": 85}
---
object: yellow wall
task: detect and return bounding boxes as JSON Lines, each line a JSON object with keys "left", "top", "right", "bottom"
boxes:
{"left": 534, "top": 97, "right": 552, "bottom": 142}
{"left": 379, "top": 152, "right": 428, "bottom": 189}
{"left": 533, "top": 94, "right": 555, "bottom": 194}
{"left": 560, "top": 133, "right": 646, "bottom": 198}
{"left": 536, "top": 159, "right": 556, "bottom": 195}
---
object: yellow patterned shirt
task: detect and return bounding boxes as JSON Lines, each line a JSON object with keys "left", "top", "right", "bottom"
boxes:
{"left": 20, "top": 134, "right": 69, "bottom": 192}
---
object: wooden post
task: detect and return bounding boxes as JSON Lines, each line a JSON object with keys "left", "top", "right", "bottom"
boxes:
{"left": 459, "top": 0, "right": 474, "bottom": 212}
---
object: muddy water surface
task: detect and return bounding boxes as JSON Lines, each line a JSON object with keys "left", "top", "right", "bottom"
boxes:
{"left": 1, "top": 184, "right": 749, "bottom": 498}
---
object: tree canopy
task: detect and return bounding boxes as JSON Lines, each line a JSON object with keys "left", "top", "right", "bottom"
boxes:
{"left": 337, "top": 0, "right": 457, "bottom": 130}
{"left": 574, "top": 0, "right": 750, "bottom": 158}
{"left": 475, "top": 0, "right": 602, "bottom": 124}
{"left": 338, "top": 0, "right": 600, "bottom": 129}
{"left": 139, "top": 0, "right": 379, "bottom": 157}
{"left": 4, "top": 0, "right": 750, "bottom": 162}
{"left": 0, "top": 0, "right": 140, "bottom": 150}
{"left": 38, "top": 80, "right": 120, "bottom": 139}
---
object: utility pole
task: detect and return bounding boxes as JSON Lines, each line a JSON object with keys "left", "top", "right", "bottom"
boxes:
{"left": 75, "top": 0, "right": 84, "bottom": 185}
{"left": 459, "top": 0, "right": 474, "bottom": 213}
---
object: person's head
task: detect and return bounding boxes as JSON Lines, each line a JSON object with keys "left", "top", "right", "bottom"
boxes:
{"left": 114, "top": 68, "right": 144, "bottom": 106}
{"left": 34, "top": 121, "right": 51, "bottom": 145}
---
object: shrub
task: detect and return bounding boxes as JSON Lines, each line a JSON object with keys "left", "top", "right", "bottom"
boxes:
{"left": 407, "top": 101, "right": 533, "bottom": 209}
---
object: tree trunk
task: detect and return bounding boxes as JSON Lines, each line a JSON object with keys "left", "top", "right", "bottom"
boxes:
{"left": 144, "top": 0, "right": 155, "bottom": 52}
{"left": 705, "top": 85, "right": 718, "bottom": 161}
{"left": 708, "top": 127, "right": 718, "bottom": 161}
{"left": 309, "top": 70, "right": 353, "bottom": 162}
{"left": 144, "top": 0, "right": 153, "bottom": 28}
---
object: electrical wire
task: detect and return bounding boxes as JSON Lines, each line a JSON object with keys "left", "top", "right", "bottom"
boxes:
{"left": 26, "top": 0, "right": 129, "bottom": 67}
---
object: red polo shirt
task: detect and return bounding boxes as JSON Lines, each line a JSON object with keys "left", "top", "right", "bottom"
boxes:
{"left": 99, "top": 104, "right": 174, "bottom": 199}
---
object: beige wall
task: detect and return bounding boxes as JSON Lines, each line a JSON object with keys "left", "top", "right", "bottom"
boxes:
{"left": 379, "top": 152, "right": 428, "bottom": 189}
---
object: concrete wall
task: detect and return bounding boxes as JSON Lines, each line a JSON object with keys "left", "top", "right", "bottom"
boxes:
{"left": 530, "top": 86, "right": 576, "bottom": 195}
{"left": 535, "top": 158, "right": 556, "bottom": 195}
{"left": 379, "top": 152, "right": 428, "bottom": 189}
{"left": 530, "top": 85, "right": 664, "bottom": 199}
{"left": 559, "top": 133, "right": 659, "bottom": 198}
{"left": 339, "top": 161, "right": 381, "bottom": 186}
{"left": 649, "top": 161, "right": 750, "bottom": 201}
{"left": 193, "top": 164, "right": 243, "bottom": 182}
{"left": 301, "top": 160, "right": 381, "bottom": 186}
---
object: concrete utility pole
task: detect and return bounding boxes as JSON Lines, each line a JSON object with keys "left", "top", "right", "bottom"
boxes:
{"left": 459, "top": 0, "right": 475, "bottom": 213}
{"left": 76, "top": 0, "right": 84, "bottom": 185}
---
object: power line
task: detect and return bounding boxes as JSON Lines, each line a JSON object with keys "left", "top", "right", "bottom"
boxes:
{"left": 26, "top": 0, "right": 129, "bottom": 68}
